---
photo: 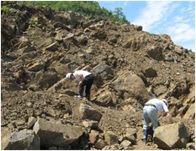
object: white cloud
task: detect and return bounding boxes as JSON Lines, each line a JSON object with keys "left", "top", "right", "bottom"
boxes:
{"left": 167, "top": 23, "right": 195, "bottom": 42}
{"left": 132, "top": 1, "right": 173, "bottom": 31}
{"left": 132, "top": 1, "right": 195, "bottom": 51}
{"left": 174, "top": 16, "right": 183, "bottom": 22}
{"left": 165, "top": 2, "right": 195, "bottom": 47}
{"left": 98, "top": 1, "right": 195, "bottom": 51}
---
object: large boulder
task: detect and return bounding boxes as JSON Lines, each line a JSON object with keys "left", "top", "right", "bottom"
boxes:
{"left": 111, "top": 71, "right": 151, "bottom": 104}
{"left": 183, "top": 103, "right": 195, "bottom": 120}
{"left": 79, "top": 103, "right": 102, "bottom": 121}
{"left": 33, "top": 118, "right": 84, "bottom": 149}
{"left": 1, "top": 128, "right": 40, "bottom": 150}
{"left": 154, "top": 122, "right": 190, "bottom": 149}
{"left": 96, "top": 89, "right": 117, "bottom": 106}
{"left": 146, "top": 45, "right": 164, "bottom": 61}
{"left": 92, "top": 64, "right": 114, "bottom": 87}
{"left": 1, "top": 127, "right": 11, "bottom": 150}
{"left": 104, "top": 131, "right": 119, "bottom": 145}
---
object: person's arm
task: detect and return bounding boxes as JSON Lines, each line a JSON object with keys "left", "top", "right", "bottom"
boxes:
{"left": 79, "top": 74, "right": 83, "bottom": 81}
{"left": 162, "top": 101, "right": 173, "bottom": 123}
{"left": 166, "top": 112, "right": 173, "bottom": 123}
{"left": 78, "top": 74, "right": 83, "bottom": 84}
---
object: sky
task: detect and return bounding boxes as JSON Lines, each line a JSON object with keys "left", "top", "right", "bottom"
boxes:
{"left": 97, "top": 0, "right": 195, "bottom": 52}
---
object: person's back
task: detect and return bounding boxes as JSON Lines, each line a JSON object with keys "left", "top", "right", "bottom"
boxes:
{"left": 73, "top": 70, "right": 91, "bottom": 81}
{"left": 142, "top": 98, "right": 172, "bottom": 143}
{"left": 66, "top": 70, "right": 94, "bottom": 101}
{"left": 146, "top": 98, "right": 169, "bottom": 112}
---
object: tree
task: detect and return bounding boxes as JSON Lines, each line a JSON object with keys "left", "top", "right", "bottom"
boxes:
{"left": 23, "top": 1, "right": 129, "bottom": 24}
{"left": 113, "top": 7, "right": 124, "bottom": 19}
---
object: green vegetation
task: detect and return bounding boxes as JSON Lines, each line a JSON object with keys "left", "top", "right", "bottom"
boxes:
{"left": 25, "top": 1, "right": 129, "bottom": 24}
{"left": 1, "top": 5, "right": 14, "bottom": 14}
{"left": 29, "top": 17, "right": 39, "bottom": 28}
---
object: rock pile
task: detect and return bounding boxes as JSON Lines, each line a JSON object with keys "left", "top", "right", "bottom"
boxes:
{"left": 1, "top": 2, "right": 195, "bottom": 150}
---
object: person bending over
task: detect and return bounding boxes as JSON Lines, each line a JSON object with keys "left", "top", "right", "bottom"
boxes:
{"left": 142, "top": 98, "right": 173, "bottom": 143}
{"left": 66, "top": 70, "right": 94, "bottom": 101}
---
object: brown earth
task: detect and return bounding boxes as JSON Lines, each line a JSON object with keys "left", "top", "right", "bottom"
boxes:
{"left": 1, "top": 2, "right": 195, "bottom": 150}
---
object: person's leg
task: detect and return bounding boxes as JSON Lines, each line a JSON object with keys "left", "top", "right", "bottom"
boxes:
{"left": 85, "top": 84, "right": 92, "bottom": 100}
{"left": 79, "top": 82, "right": 85, "bottom": 97}
{"left": 84, "top": 75, "right": 94, "bottom": 100}
{"left": 148, "top": 108, "right": 159, "bottom": 130}
{"left": 147, "top": 126, "right": 154, "bottom": 142}
{"left": 143, "top": 107, "right": 151, "bottom": 143}
{"left": 144, "top": 107, "right": 158, "bottom": 143}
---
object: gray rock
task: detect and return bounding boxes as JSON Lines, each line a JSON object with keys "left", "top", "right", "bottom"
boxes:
{"left": 183, "top": 103, "right": 195, "bottom": 120}
{"left": 2, "top": 129, "right": 40, "bottom": 150}
{"left": 111, "top": 71, "right": 151, "bottom": 103}
{"left": 94, "top": 138, "right": 106, "bottom": 149}
{"left": 45, "top": 42, "right": 59, "bottom": 51}
{"left": 89, "top": 130, "right": 99, "bottom": 144}
{"left": 79, "top": 103, "right": 102, "bottom": 121}
{"left": 147, "top": 45, "right": 164, "bottom": 61}
{"left": 120, "top": 140, "right": 132, "bottom": 148}
{"left": 27, "top": 116, "right": 37, "bottom": 129}
{"left": 33, "top": 118, "right": 84, "bottom": 148}
{"left": 1, "top": 127, "right": 11, "bottom": 150}
{"left": 104, "top": 131, "right": 119, "bottom": 145}
{"left": 143, "top": 67, "right": 157, "bottom": 77}
{"left": 92, "top": 64, "right": 114, "bottom": 80}
{"left": 154, "top": 122, "right": 189, "bottom": 149}
{"left": 82, "top": 120, "right": 99, "bottom": 129}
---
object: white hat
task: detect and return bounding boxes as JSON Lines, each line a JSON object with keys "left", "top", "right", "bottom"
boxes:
{"left": 66, "top": 73, "right": 72, "bottom": 79}
{"left": 162, "top": 99, "right": 168, "bottom": 106}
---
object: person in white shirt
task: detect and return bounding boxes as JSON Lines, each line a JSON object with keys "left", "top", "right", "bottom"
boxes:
{"left": 66, "top": 70, "right": 94, "bottom": 101}
{"left": 142, "top": 98, "right": 173, "bottom": 143}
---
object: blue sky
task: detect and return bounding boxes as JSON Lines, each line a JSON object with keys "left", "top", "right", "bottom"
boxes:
{"left": 97, "top": 1, "right": 195, "bottom": 52}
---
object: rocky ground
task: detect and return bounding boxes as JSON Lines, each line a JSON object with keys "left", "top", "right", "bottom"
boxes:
{"left": 1, "top": 2, "right": 195, "bottom": 150}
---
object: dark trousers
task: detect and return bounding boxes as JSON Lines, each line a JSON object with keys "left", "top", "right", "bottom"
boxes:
{"left": 79, "top": 74, "right": 94, "bottom": 100}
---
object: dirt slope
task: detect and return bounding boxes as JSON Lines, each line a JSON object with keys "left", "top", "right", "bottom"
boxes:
{"left": 1, "top": 2, "right": 195, "bottom": 150}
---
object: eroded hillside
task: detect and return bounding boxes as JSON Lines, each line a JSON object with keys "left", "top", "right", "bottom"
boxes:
{"left": 1, "top": 3, "right": 195, "bottom": 150}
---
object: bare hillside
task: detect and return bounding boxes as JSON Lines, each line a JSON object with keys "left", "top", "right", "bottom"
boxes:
{"left": 1, "top": 3, "right": 195, "bottom": 150}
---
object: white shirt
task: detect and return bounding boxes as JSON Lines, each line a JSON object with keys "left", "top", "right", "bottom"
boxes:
{"left": 146, "top": 98, "right": 169, "bottom": 112}
{"left": 73, "top": 70, "right": 91, "bottom": 81}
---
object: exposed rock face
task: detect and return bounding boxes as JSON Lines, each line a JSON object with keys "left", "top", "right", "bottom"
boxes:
{"left": 1, "top": 2, "right": 195, "bottom": 150}
{"left": 111, "top": 71, "right": 151, "bottom": 104}
{"left": 154, "top": 122, "right": 190, "bottom": 149}
{"left": 33, "top": 118, "right": 84, "bottom": 149}
{"left": 104, "top": 131, "right": 119, "bottom": 145}
{"left": 1, "top": 128, "right": 11, "bottom": 150}
{"left": 2, "top": 129, "right": 40, "bottom": 150}
{"left": 79, "top": 103, "right": 102, "bottom": 121}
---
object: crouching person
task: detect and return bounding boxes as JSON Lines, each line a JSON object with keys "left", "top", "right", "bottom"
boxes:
{"left": 66, "top": 70, "right": 94, "bottom": 101}
{"left": 142, "top": 98, "right": 173, "bottom": 143}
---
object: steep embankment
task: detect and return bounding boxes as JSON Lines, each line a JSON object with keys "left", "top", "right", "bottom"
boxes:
{"left": 1, "top": 3, "right": 195, "bottom": 150}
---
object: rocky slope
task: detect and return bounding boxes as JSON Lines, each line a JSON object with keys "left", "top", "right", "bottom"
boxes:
{"left": 1, "top": 3, "right": 195, "bottom": 150}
